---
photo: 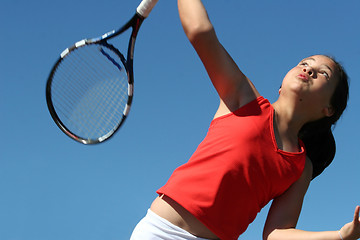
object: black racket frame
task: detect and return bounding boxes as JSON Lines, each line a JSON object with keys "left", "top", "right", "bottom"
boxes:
{"left": 46, "top": 13, "right": 145, "bottom": 144}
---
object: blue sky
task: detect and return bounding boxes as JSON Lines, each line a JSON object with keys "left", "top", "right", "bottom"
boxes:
{"left": 1, "top": 0, "right": 359, "bottom": 239}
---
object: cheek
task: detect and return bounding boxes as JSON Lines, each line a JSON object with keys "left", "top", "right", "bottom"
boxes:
{"left": 313, "top": 84, "right": 334, "bottom": 105}
{"left": 281, "top": 72, "right": 293, "bottom": 87}
{"left": 282, "top": 67, "right": 299, "bottom": 83}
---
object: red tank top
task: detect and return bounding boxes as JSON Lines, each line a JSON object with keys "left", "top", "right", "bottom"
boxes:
{"left": 157, "top": 97, "right": 306, "bottom": 240}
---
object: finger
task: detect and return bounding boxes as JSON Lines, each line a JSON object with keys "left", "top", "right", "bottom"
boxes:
{"left": 354, "top": 205, "right": 360, "bottom": 224}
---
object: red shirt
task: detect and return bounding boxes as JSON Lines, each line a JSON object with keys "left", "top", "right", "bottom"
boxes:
{"left": 157, "top": 97, "right": 306, "bottom": 240}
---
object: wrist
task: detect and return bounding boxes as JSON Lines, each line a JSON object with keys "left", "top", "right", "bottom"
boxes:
{"left": 338, "top": 230, "right": 344, "bottom": 240}
{"left": 339, "top": 228, "right": 354, "bottom": 240}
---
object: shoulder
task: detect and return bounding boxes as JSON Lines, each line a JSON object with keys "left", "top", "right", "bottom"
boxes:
{"left": 263, "top": 156, "right": 313, "bottom": 238}
{"left": 303, "top": 156, "right": 313, "bottom": 183}
{"left": 290, "top": 156, "right": 312, "bottom": 193}
{"left": 283, "top": 156, "right": 313, "bottom": 195}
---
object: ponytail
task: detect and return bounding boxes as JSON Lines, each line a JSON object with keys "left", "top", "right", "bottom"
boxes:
{"left": 299, "top": 119, "right": 335, "bottom": 179}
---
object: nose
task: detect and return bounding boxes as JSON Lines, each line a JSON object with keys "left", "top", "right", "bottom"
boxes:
{"left": 302, "top": 66, "right": 313, "bottom": 76}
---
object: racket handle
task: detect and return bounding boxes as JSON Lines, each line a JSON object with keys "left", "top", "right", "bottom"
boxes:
{"left": 137, "top": 0, "right": 158, "bottom": 18}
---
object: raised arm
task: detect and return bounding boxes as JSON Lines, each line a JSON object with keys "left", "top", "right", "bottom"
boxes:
{"left": 263, "top": 157, "right": 360, "bottom": 240}
{"left": 177, "top": 0, "right": 260, "bottom": 116}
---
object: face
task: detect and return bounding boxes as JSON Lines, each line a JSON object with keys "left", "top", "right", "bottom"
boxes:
{"left": 280, "top": 55, "right": 339, "bottom": 120}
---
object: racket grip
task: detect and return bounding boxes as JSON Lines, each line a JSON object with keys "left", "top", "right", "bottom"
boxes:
{"left": 137, "top": 0, "right": 158, "bottom": 18}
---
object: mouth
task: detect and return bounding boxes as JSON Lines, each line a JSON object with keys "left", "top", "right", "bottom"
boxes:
{"left": 297, "top": 74, "right": 309, "bottom": 81}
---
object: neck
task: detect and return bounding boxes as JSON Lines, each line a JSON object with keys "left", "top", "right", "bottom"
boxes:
{"left": 272, "top": 99, "right": 308, "bottom": 152}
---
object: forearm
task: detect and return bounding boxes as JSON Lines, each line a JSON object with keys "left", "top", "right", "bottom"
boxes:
{"left": 266, "top": 228, "right": 342, "bottom": 240}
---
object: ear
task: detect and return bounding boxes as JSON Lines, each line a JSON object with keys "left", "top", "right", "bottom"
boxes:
{"left": 323, "top": 106, "right": 335, "bottom": 117}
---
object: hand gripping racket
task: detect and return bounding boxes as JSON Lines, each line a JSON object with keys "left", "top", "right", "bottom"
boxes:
{"left": 46, "top": 0, "right": 158, "bottom": 144}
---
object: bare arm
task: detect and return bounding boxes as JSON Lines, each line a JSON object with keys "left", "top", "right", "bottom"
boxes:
{"left": 177, "top": 0, "right": 260, "bottom": 116}
{"left": 263, "top": 157, "right": 360, "bottom": 240}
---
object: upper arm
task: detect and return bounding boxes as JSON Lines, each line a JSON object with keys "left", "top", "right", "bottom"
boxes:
{"left": 190, "top": 29, "right": 259, "bottom": 111}
{"left": 178, "top": 0, "right": 260, "bottom": 113}
{"left": 263, "top": 157, "right": 313, "bottom": 240}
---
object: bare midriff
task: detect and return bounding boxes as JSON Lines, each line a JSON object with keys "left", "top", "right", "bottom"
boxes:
{"left": 150, "top": 195, "right": 220, "bottom": 239}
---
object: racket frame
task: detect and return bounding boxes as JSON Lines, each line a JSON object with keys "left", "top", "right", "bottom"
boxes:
{"left": 46, "top": 13, "right": 146, "bottom": 144}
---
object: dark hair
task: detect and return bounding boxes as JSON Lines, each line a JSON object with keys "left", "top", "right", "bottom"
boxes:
{"left": 298, "top": 55, "right": 349, "bottom": 179}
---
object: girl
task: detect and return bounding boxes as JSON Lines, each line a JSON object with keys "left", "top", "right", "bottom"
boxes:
{"left": 131, "top": 0, "right": 359, "bottom": 239}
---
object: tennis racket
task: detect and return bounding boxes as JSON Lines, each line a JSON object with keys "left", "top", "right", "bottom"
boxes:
{"left": 46, "top": 0, "right": 158, "bottom": 144}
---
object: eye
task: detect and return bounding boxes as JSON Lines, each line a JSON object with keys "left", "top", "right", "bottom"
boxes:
{"left": 320, "top": 71, "right": 330, "bottom": 79}
{"left": 299, "top": 62, "right": 308, "bottom": 66}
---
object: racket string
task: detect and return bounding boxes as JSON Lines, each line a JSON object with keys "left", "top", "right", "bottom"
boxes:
{"left": 50, "top": 44, "right": 129, "bottom": 140}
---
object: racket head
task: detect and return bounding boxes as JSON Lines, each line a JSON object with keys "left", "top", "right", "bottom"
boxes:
{"left": 46, "top": 41, "right": 133, "bottom": 144}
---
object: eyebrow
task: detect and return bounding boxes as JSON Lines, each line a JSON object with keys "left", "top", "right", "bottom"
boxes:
{"left": 302, "top": 57, "right": 334, "bottom": 74}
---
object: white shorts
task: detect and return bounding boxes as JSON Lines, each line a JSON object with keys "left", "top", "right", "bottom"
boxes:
{"left": 130, "top": 209, "right": 210, "bottom": 240}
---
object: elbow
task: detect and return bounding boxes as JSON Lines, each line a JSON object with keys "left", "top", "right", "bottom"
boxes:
{"left": 263, "top": 228, "right": 283, "bottom": 240}
{"left": 263, "top": 228, "right": 296, "bottom": 240}
{"left": 263, "top": 232, "right": 277, "bottom": 240}
{"left": 182, "top": 22, "right": 214, "bottom": 44}
{"left": 177, "top": 0, "right": 216, "bottom": 47}
{"left": 263, "top": 230, "right": 271, "bottom": 240}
